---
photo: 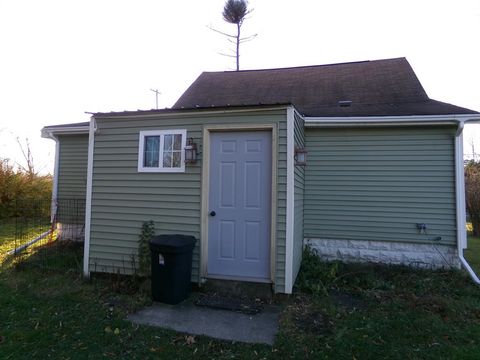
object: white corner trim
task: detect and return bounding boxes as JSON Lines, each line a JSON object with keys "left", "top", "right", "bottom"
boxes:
{"left": 83, "top": 117, "right": 96, "bottom": 278}
{"left": 285, "top": 107, "right": 295, "bottom": 293}
{"left": 455, "top": 122, "right": 480, "bottom": 284}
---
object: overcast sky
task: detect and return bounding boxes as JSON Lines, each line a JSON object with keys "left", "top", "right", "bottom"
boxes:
{"left": 1, "top": 0, "right": 479, "bottom": 174}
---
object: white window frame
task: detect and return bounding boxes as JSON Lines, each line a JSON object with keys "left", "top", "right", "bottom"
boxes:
{"left": 138, "top": 129, "right": 187, "bottom": 173}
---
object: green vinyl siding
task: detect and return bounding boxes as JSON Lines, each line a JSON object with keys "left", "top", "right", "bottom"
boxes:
{"left": 88, "top": 109, "right": 288, "bottom": 291}
{"left": 57, "top": 134, "right": 89, "bottom": 200}
{"left": 304, "top": 126, "right": 457, "bottom": 246}
{"left": 292, "top": 112, "right": 305, "bottom": 284}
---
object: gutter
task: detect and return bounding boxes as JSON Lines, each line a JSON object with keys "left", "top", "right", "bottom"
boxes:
{"left": 304, "top": 114, "right": 480, "bottom": 127}
{"left": 41, "top": 125, "right": 90, "bottom": 136}
{"left": 91, "top": 105, "right": 291, "bottom": 120}
{"left": 455, "top": 119, "right": 480, "bottom": 285}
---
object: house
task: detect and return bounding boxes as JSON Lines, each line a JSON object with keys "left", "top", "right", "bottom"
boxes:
{"left": 41, "top": 58, "right": 480, "bottom": 294}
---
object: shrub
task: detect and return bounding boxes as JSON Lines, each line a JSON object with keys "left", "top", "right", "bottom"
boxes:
{"left": 138, "top": 220, "right": 155, "bottom": 276}
{"left": 296, "top": 246, "right": 339, "bottom": 296}
{"left": 0, "top": 158, "right": 52, "bottom": 220}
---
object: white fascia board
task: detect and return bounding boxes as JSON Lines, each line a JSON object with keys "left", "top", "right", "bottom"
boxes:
{"left": 285, "top": 106, "right": 295, "bottom": 294}
{"left": 41, "top": 126, "right": 90, "bottom": 139}
{"left": 304, "top": 114, "right": 480, "bottom": 127}
{"left": 83, "top": 117, "right": 96, "bottom": 278}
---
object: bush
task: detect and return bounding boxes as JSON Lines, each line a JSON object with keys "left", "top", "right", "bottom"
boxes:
{"left": 295, "top": 246, "right": 339, "bottom": 296}
{"left": 0, "top": 158, "right": 52, "bottom": 220}
{"left": 138, "top": 220, "right": 155, "bottom": 276}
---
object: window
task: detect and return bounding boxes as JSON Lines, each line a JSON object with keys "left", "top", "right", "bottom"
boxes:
{"left": 138, "top": 129, "right": 187, "bottom": 172}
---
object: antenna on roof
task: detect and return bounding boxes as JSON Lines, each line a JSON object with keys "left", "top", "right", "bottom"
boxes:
{"left": 150, "top": 89, "right": 161, "bottom": 109}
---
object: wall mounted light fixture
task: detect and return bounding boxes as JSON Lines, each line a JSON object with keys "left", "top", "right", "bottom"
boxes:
{"left": 294, "top": 147, "right": 307, "bottom": 166}
{"left": 184, "top": 138, "right": 197, "bottom": 164}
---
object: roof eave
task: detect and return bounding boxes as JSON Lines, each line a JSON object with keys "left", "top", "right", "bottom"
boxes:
{"left": 41, "top": 125, "right": 90, "bottom": 139}
{"left": 304, "top": 114, "right": 480, "bottom": 128}
{"left": 92, "top": 104, "right": 293, "bottom": 119}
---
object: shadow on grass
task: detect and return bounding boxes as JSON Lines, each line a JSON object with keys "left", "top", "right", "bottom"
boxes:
{"left": 2, "top": 238, "right": 83, "bottom": 274}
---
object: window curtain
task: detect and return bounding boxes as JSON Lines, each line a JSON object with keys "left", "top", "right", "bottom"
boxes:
{"left": 144, "top": 136, "right": 160, "bottom": 167}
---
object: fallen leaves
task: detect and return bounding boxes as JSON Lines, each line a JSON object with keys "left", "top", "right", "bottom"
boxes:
{"left": 104, "top": 326, "right": 120, "bottom": 335}
{"left": 185, "top": 335, "right": 195, "bottom": 345}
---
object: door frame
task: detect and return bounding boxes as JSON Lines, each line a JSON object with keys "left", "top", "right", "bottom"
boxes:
{"left": 200, "top": 123, "right": 278, "bottom": 283}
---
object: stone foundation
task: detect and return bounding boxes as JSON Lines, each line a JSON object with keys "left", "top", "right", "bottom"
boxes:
{"left": 57, "top": 223, "right": 85, "bottom": 242}
{"left": 305, "top": 238, "right": 460, "bottom": 269}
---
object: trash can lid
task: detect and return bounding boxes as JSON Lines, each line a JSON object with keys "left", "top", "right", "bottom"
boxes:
{"left": 149, "top": 234, "right": 196, "bottom": 253}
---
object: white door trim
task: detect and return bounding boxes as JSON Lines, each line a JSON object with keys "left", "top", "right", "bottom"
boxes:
{"left": 200, "top": 123, "right": 278, "bottom": 284}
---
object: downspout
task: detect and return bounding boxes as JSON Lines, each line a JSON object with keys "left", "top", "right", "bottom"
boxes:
{"left": 455, "top": 120, "right": 480, "bottom": 284}
{"left": 42, "top": 130, "right": 60, "bottom": 223}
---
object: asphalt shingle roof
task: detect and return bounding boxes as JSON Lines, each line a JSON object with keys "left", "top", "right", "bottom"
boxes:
{"left": 173, "top": 58, "right": 477, "bottom": 117}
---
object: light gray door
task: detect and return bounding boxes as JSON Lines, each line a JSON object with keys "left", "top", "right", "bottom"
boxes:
{"left": 208, "top": 131, "right": 272, "bottom": 280}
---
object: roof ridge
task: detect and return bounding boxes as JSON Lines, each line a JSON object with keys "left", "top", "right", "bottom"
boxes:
{"left": 202, "top": 57, "right": 407, "bottom": 74}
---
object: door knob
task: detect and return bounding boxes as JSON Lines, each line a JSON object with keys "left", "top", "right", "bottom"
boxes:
{"left": 209, "top": 211, "right": 216, "bottom": 217}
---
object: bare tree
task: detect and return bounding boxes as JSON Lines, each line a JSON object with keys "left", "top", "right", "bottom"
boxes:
{"left": 16, "top": 137, "right": 35, "bottom": 178}
{"left": 210, "top": 0, "right": 256, "bottom": 70}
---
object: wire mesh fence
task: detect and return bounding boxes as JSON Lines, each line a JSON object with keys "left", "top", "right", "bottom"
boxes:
{"left": 0, "top": 199, "right": 85, "bottom": 272}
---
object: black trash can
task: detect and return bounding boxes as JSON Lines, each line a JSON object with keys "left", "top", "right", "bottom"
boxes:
{"left": 149, "top": 234, "right": 196, "bottom": 304}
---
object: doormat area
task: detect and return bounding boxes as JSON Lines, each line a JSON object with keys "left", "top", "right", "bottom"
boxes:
{"left": 194, "top": 294, "right": 263, "bottom": 315}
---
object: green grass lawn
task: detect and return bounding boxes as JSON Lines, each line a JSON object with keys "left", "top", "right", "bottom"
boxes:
{"left": 1, "top": 247, "right": 480, "bottom": 359}
{"left": 0, "top": 221, "right": 53, "bottom": 264}
{"left": 0, "top": 221, "right": 16, "bottom": 244}
{"left": 465, "top": 235, "right": 480, "bottom": 274}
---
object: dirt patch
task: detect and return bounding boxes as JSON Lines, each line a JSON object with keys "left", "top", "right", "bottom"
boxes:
{"left": 329, "top": 289, "right": 366, "bottom": 311}
{"left": 194, "top": 293, "right": 263, "bottom": 314}
{"left": 284, "top": 294, "right": 331, "bottom": 335}
{"left": 409, "top": 294, "right": 450, "bottom": 318}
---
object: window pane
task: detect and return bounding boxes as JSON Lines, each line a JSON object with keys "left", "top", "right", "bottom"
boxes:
{"left": 173, "top": 134, "right": 182, "bottom": 150}
{"left": 164, "top": 134, "right": 173, "bottom": 151}
{"left": 163, "top": 151, "right": 172, "bottom": 168}
{"left": 144, "top": 136, "right": 159, "bottom": 167}
{"left": 172, "top": 151, "right": 181, "bottom": 168}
